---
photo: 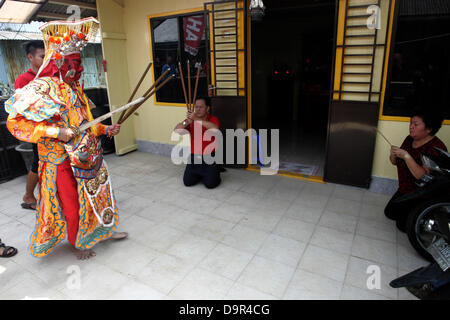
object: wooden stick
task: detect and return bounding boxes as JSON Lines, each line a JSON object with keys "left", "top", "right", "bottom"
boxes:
{"left": 129, "top": 61, "right": 152, "bottom": 103}
{"left": 119, "top": 75, "right": 175, "bottom": 124}
{"left": 140, "top": 67, "right": 171, "bottom": 99}
{"left": 118, "top": 68, "right": 171, "bottom": 123}
{"left": 375, "top": 127, "right": 392, "bottom": 146}
{"left": 143, "top": 75, "right": 175, "bottom": 105}
{"left": 119, "top": 75, "right": 174, "bottom": 124}
{"left": 178, "top": 62, "right": 189, "bottom": 110}
{"left": 187, "top": 60, "right": 192, "bottom": 112}
{"left": 118, "top": 61, "right": 152, "bottom": 123}
{"left": 192, "top": 63, "right": 201, "bottom": 111}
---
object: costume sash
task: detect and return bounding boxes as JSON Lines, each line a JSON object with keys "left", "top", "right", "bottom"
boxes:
{"left": 64, "top": 129, "right": 103, "bottom": 179}
{"left": 80, "top": 161, "right": 116, "bottom": 227}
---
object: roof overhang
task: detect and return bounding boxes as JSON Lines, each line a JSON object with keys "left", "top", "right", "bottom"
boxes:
{"left": 0, "top": 0, "right": 97, "bottom": 24}
{"left": 0, "top": 0, "right": 46, "bottom": 23}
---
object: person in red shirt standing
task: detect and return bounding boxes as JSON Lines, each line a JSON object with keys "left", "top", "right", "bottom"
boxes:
{"left": 15, "top": 40, "right": 45, "bottom": 210}
{"left": 385, "top": 110, "right": 447, "bottom": 232}
{"left": 174, "top": 96, "right": 222, "bottom": 189}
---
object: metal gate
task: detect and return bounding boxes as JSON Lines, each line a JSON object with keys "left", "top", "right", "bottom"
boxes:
{"left": 204, "top": 0, "right": 248, "bottom": 167}
{"left": 325, "top": 0, "right": 396, "bottom": 188}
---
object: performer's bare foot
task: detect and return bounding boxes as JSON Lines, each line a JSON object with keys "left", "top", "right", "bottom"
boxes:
{"left": 72, "top": 247, "right": 96, "bottom": 260}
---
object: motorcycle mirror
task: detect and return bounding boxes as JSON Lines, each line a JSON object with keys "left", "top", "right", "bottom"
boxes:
{"left": 434, "top": 147, "right": 450, "bottom": 159}
{"left": 422, "top": 155, "right": 441, "bottom": 172}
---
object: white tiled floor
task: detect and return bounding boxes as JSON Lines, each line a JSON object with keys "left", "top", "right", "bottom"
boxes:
{"left": 0, "top": 151, "right": 426, "bottom": 300}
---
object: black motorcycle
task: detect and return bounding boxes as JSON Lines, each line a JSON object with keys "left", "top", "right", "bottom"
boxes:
{"left": 390, "top": 147, "right": 450, "bottom": 299}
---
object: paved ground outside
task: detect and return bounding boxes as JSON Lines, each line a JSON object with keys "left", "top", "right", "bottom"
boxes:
{"left": 0, "top": 151, "right": 426, "bottom": 300}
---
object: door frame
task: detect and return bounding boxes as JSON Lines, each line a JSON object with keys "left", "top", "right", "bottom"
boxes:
{"left": 247, "top": 0, "right": 339, "bottom": 183}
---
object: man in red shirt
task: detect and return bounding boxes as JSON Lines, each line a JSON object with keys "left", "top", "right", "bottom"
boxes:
{"left": 15, "top": 40, "right": 45, "bottom": 210}
{"left": 174, "top": 96, "right": 222, "bottom": 189}
{"left": 15, "top": 41, "right": 45, "bottom": 89}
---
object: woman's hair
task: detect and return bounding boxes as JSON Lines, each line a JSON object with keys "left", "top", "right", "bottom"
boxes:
{"left": 410, "top": 109, "right": 444, "bottom": 136}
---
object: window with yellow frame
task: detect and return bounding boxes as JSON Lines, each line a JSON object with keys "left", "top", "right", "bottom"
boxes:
{"left": 382, "top": 0, "right": 450, "bottom": 123}
{"left": 149, "top": 10, "right": 210, "bottom": 105}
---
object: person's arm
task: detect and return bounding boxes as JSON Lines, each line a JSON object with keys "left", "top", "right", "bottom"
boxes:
{"left": 92, "top": 123, "right": 108, "bottom": 136}
{"left": 198, "top": 120, "right": 219, "bottom": 130}
{"left": 391, "top": 146, "right": 427, "bottom": 180}
{"left": 404, "top": 155, "right": 427, "bottom": 180}
{"left": 174, "top": 118, "right": 192, "bottom": 135}
{"left": 6, "top": 115, "right": 63, "bottom": 143}
{"left": 190, "top": 114, "right": 219, "bottom": 131}
{"left": 6, "top": 79, "right": 78, "bottom": 142}
{"left": 203, "top": 115, "right": 220, "bottom": 131}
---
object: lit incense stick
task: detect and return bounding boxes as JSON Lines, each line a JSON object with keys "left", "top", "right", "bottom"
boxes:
{"left": 375, "top": 127, "right": 392, "bottom": 146}
{"left": 187, "top": 60, "right": 192, "bottom": 111}
{"left": 178, "top": 62, "right": 189, "bottom": 110}
{"left": 192, "top": 62, "right": 201, "bottom": 111}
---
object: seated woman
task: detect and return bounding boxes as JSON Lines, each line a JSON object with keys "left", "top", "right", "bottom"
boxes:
{"left": 385, "top": 110, "right": 447, "bottom": 232}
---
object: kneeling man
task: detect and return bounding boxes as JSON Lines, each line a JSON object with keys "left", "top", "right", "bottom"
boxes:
{"left": 174, "top": 96, "right": 221, "bottom": 189}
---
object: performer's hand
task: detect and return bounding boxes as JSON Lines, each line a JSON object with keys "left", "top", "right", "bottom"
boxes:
{"left": 57, "top": 128, "right": 75, "bottom": 142}
{"left": 108, "top": 124, "right": 121, "bottom": 137}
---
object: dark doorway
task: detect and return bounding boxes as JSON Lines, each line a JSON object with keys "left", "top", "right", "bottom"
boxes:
{"left": 251, "top": 0, "right": 336, "bottom": 177}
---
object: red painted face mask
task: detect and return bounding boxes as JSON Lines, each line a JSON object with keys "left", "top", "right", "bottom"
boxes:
{"left": 59, "top": 53, "right": 83, "bottom": 84}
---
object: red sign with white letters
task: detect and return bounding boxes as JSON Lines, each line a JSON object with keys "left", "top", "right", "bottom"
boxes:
{"left": 183, "top": 15, "right": 205, "bottom": 56}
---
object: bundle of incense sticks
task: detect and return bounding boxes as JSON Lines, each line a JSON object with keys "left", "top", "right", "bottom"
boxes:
{"left": 178, "top": 61, "right": 201, "bottom": 112}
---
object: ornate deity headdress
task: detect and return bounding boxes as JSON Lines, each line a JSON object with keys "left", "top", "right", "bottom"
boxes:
{"left": 35, "top": 17, "right": 100, "bottom": 78}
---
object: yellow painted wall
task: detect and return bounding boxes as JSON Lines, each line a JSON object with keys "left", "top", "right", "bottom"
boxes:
{"left": 97, "top": 0, "right": 137, "bottom": 155}
{"left": 98, "top": 0, "right": 246, "bottom": 147}
{"left": 372, "top": 121, "right": 450, "bottom": 179}
{"left": 121, "top": 0, "right": 205, "bottom": 145}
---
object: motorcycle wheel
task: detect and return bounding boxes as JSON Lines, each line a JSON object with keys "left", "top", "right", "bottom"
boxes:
{"left": 406, "top": 199, "right": 450, "bottom": 261}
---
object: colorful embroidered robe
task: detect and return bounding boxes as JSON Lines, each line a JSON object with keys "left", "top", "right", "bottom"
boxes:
{"left": 5, "top": 76, "right": 119, "bottom": 257}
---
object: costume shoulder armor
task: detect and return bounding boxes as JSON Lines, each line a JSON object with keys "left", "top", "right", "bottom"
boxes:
{"left": 5, "top": 77, "right": 63, "bottom": 122}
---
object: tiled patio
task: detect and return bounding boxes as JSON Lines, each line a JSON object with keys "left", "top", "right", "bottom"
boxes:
{"left": 0, "top": 151, "right": 426, "bottom": 300}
